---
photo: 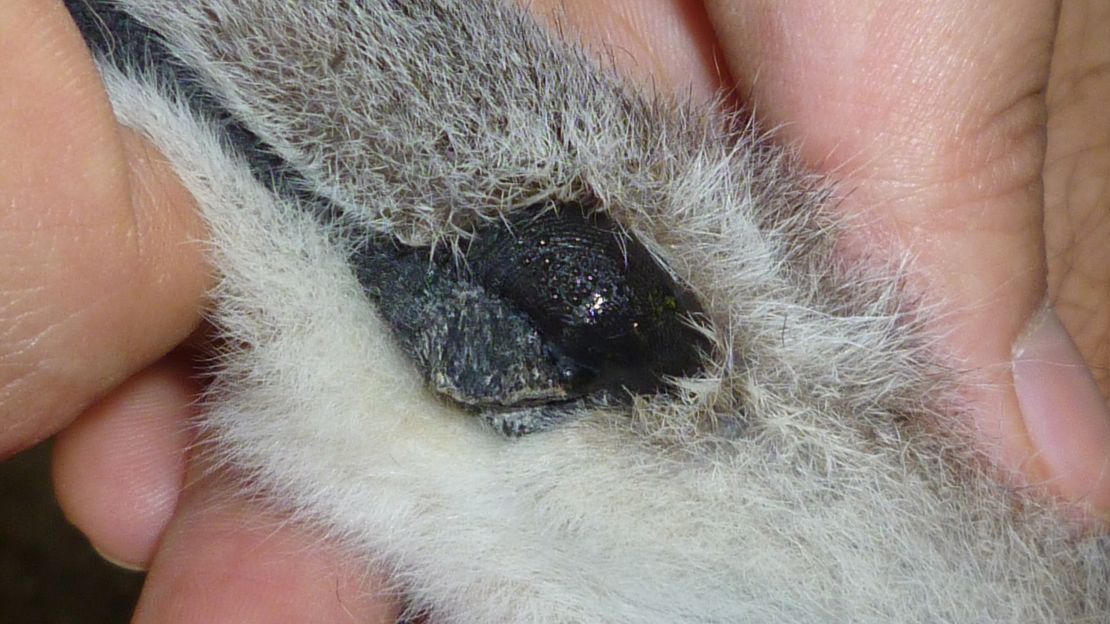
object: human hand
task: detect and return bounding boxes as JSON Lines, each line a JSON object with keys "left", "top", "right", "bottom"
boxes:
{"left": 1, "top": 1, "right": 396, "bottom": 621}
{"left": 698, "top": 0, "right": 1110, "bottom": 516}
{"left": 3, "top": 0, "right": 1105, "bottom": 622}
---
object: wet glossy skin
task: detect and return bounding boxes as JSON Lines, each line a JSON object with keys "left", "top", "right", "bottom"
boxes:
{"left": 356, "top": 204, "right": 710, "bottom": 433}
{"left": 465, "top": 205, "right": 710, "bottom": 397}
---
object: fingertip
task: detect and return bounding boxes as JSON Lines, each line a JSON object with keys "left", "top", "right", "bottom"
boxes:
{"left": 133, "top": 476, "right": 399, "bottom": 624}
{"left": 53, "top": 358, "right": 198, "bottom": 569}
{"left": 0, "top": 0, "right": 211, "bottom": 455}
{"left": 117, "top": 127, "right": 212, "bottom": 343}
{"left": 1013, "top": 306, "right": 1110, "bottom": 520}
{"left": 523, "top": 0, "right": 727, "bottom": 103}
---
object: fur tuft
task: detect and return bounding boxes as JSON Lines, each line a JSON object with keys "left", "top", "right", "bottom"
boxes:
{"left": 72, "top": 1, "right": 1110, "bottom": 622}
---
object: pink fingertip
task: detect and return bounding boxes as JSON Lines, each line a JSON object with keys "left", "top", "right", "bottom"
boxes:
{"left": 1013, "top": 306, "right": 1110, "bottom": 520}
{"left": 52, "top": 361, "right": 196, "bottom": 569}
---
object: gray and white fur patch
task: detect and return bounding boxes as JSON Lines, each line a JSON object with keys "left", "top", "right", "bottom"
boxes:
{"left": 67, "top": 1, "right": 1109, "bottom": 622}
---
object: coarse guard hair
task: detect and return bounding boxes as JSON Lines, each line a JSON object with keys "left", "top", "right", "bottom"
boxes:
{"left": 66, "top": 1, "right": 1110, "bottom": 622}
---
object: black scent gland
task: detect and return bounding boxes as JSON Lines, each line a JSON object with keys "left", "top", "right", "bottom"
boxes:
{"left": 465, "top": 205, "right": 710, "bottom": 397}
{"left": 352, "top": 203, "right": 711, "bottom": 431}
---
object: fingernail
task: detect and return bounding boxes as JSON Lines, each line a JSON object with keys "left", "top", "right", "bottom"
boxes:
{"left": 92, "top": 545, "right": 147, "bottom": 572}
{"left": 1013, "top": 306, "right": 1110, "bottom": 520}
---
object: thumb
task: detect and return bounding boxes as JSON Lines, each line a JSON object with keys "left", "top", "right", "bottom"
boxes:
{"left": 706, "top": 0, "right": 1110, "bottom": 515}
{"left": 0, "top": 0, "right": 209, "bottom": 455}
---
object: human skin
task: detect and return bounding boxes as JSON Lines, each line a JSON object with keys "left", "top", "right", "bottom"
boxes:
{"left": 0, "top": 0, "right": 1106, "bottom": 622}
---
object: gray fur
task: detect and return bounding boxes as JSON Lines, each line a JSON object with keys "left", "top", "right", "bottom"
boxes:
{"left": 73, "top": 0, "right": 1109, "bottom": 622}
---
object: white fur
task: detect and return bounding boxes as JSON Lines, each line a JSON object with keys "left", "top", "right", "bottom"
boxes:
{"left": 85, "top": 1, "right": 1109, "bottom": 622}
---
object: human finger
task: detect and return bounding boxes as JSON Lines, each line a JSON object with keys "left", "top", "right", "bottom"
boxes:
{"left": 52, "top": 356, "right": 198, "bottom": 569}
{"left": 0, "top": 0, "right": 209, "bottom": 455}
{"left": 525, "top": 0, "right": 729, "bottom": 102}
{"left": 703, "top": 1, "right": 1110, "bottom": 517}
{"left": 132, "top": 467, "right": 398, "bottom": 624}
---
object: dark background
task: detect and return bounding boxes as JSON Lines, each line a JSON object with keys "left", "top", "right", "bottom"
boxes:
{"left": 0, "top": 441, "right": 143, "bottom": 623}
